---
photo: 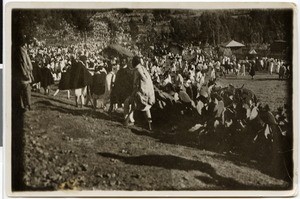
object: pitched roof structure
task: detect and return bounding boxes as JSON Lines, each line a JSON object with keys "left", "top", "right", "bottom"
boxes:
{"left": 221, "top": 40, "right": 245, "bottom": 48}
{"left": 249, "top": 49, "right": 257, "bottom": 54}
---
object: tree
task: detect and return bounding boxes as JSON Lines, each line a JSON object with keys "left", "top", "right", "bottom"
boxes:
{"left": 153, "top": 10, "right": 171, "bottom": 21}
{"left": 129, "top": 19, "right": 139, "bottom": 42}
{"left": 12, "top": 10, "right": 46, "bottom": 43}
{"left": 13, "top": 9, "right": 293, "bottom": 49}
{"left": 63, "top": 10, "right": 96, "bottom": 43}
{"left": 143, "top": 14, "right": 150, "bottom": 24}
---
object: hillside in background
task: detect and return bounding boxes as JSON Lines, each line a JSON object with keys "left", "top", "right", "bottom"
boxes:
{"left": 12, "top": 8, "right": 293, "bottom": 60}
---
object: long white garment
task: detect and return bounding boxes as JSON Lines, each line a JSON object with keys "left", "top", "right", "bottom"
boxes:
{"left": 195, "top": 71, "right": 202, "bottom": 83}
{"left": 276, "top": 61, "right": 281, "bottom": 73}
{"left": 103, "top": 71, "right": 116, "bottom": 103}
{"left": 269, "top": 62, "right": 274, "bottom": 75}
{"left": 241, "top": 64, "right": 246, "bottom": 76}
{"left": 210, "top": 68, "right": 216, "bottom": 80}
{"left": 133, "top": 64, "right": 155, "bottom": 110}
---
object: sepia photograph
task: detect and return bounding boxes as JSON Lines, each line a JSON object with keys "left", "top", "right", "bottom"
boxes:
{"left": 4, "top": 2, "right": 297, "bottom": 197}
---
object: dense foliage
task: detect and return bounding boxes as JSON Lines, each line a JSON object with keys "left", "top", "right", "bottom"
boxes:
{"left": 12, "top": 9, "right": 293, "bottom": 47}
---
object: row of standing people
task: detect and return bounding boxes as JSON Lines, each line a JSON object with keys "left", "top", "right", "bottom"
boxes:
{"left": 30, "top": 51, "right": 156, "bottom": 130}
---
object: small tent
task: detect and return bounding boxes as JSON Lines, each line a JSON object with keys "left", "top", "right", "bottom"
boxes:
{"left": 248, "top": 49, "right": 259, "bottom": 59}
{"left": 249, "top": 49, "right": 257, "bottom": 55}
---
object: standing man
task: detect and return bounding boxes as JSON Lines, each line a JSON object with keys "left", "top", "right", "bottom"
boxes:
{"left": 113, "top": 58, "right": 134, "bottom": 107}
{"left": 249, "top": 61, "right": 256, "bottom": 80}
{"left": 69, "top": 54, "right": 92, "bottom": 108}
{"left": 279, "top": 64, "right": 287, "bottom": 80}
{"left": 269, "top": 58, "right": 274, "bottom": 75}
{"left": 91, "top": 65, "right": 107, "bottom": 109}
{"left": 105, "top": 64, "right": 119, "bottom": 112}
{"left": 15, "top": 39, "right": 34, "bottom": 111}
{"left": 123, "top": 56, "right": 155, "bottom": 130}
{"left": 241, "top": 61, "right": 246, "bottom": 76}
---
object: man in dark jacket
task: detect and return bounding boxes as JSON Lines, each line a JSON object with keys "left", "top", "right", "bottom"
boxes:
{"left": 112, "top": 59, "right": 134, "bottom": 106}
{"left": 69, "top": 55, "right": 92, "bottom": 107}
{"left": 91, "top": 65, "right": 107, "bottom": 109}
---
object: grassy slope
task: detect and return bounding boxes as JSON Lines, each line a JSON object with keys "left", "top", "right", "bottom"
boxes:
{"left": 218, "top": 72, "right": 289, "bottom": 111}
{"left": 21, "top": 73, "right": 291, "bottom": 191}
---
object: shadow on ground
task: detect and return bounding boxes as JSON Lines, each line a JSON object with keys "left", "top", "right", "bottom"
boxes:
{"left": 33, "top": 97, "right": 122, "bottom": 123}
{"left": 97, "top": 152, "right": 287, "bottom": 190}
{"left": 130, "top": 127, "right": 293, "bottom": 187}
{"left": 30, "top": 92, "right": 293, "bottom": 189}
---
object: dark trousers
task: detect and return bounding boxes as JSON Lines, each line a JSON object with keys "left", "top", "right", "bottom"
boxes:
{"left": 20, "top": 83, "right": 31, "bottom": 109}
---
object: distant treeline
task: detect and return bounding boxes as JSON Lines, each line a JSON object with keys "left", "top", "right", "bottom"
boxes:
{"left": 12, "top": 9, "right": 293, "bottom": 47}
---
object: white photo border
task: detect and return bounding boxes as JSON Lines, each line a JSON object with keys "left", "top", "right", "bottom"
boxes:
{"left": 3, "top": 1, "right": 299, "bottom": 197}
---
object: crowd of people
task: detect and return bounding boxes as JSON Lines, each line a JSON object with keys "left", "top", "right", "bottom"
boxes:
{"left": 16, "top": 39, "right": 292, "bottom": 157}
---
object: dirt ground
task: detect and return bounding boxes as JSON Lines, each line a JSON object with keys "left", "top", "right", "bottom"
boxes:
{"left": 18, "top": 73, "right": 293, "bottom": 191}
